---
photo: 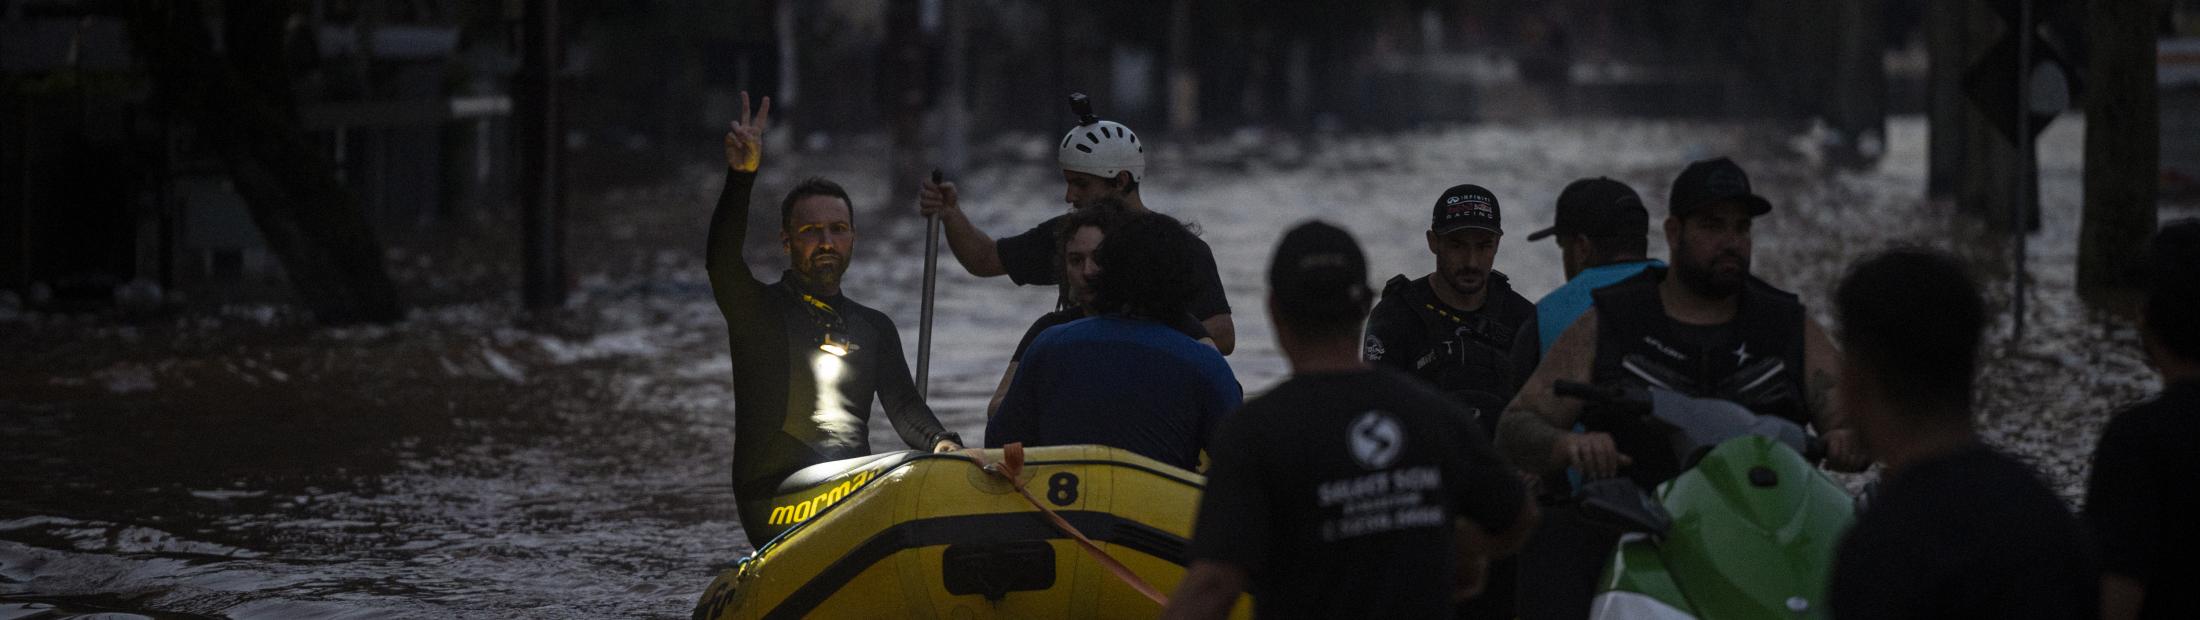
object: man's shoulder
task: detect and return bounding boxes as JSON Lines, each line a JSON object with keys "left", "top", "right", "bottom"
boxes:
{"left": 1255, "top": 370, "right": 1465, "bottom": 420}
{"left": 1032, "top": 308, "right": 1085, "bottom": 329}
{"left": 1371, "top": 274, "right": 1430, "bottom": 314}
{"left": 1486, "top": 271, "right": 1536, "bottom": 317}
{"left": 1890, "top": 447, "right": 2072, "bottom": 525}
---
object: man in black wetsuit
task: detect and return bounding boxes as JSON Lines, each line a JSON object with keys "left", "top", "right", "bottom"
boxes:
{"left": 916, "top": 102, "right": 1235, "bottom": 354}
{"left": 1828, "top": 249, "right": 2097, "bottom": 619}
{"left": 1495, "top": 157, "right": 1868, "bottom": 617}
{"left": 706, "top": 93, "right": 961, "bottom": 546}
{"left": 2087, "top": 219, "right": 2200, "bottom": 620}
{"left": 1162, "top": 221, "right": 1534, "bottom": 620}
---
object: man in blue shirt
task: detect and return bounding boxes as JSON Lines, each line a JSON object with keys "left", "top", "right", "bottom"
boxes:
{"left": 1514, "top": 177, "right": 1662, "bottom": 361}
{"left": 987, "top": 212, "right": 1241, "bottom": 471}
{"left": 1504, "top": 176, "right": 1659, "bottom": 620}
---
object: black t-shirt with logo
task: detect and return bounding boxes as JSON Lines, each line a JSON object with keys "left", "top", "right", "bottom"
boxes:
{"left": 1189, "top": 368, "right": 1527, "bottom": 619}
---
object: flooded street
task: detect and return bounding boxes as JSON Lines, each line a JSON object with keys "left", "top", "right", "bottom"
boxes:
{"left": 1, "top": 117, "right": 2185, "bottom": 618}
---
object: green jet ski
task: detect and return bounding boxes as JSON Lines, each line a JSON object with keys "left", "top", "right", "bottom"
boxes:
{"left": 1552, "top": 380, "right": 1857, "bottom": 619}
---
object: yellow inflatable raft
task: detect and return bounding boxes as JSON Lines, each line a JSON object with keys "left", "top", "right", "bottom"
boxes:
{"left": 693, "top": 445, "right": 1250, "bottom": 619}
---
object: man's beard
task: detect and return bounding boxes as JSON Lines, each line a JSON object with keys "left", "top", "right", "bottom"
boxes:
{"left": 796, "top": 249, "right": 847, "bottom": 290}
{"left": 1673, "top": 244, "right": 1747, "bottom": 299}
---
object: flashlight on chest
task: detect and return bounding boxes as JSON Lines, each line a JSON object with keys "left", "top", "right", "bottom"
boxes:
{"left": 801, "top": 293, "right": 860, "bottom": 357}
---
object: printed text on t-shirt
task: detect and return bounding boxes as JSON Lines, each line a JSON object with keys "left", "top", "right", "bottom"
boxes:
{"left": 1315, "top": 466, "right": 1447, "bottom": 541}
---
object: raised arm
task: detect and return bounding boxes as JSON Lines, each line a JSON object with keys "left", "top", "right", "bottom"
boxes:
{"left": 1494, "top": 308, "right": 1629, "bottom": 478}
{"left": 918, "top": 177, "right": 1007, "bottom": 277}
{"left": 706, "top": 93, "right": 772, "bottom": 301}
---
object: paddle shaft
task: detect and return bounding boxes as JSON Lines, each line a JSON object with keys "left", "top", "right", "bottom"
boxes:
{"left": 917, "top": 170, "right": 943, "bottom": 399}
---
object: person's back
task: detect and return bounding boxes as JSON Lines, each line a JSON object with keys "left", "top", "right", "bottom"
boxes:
{"left": 2086, "top": 219, "right": 2200, "bottom": 620}
{"left": 1163, "top": 221, "right": 1534, "bottom": 620}
{"left": 2087, "top": 382, "right": 2200, "bottom": 620}
{"left": 1521, "top": 177, "right": 1663, "bottom": 355}
{"left": 1832, "top": 443, "right": 2097, "bottom": 619}
{"left": 987, "top": 314, "right": 1238, "bottom": 469}
{"left": 1825, "top": 249, "right": 2097, "bottom": 620}
{"left": 1202, "top": 368, "right": 1520, "bottom": 618}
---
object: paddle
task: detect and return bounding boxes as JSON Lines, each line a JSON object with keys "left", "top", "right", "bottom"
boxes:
{"left": 917, "top": 169, "right": 943, "bottom": 399}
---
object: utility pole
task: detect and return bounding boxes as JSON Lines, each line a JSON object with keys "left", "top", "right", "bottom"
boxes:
{"left": 518, "top": 0, "right": 566, "bottom": 311}
{"left": 2078, "top": 0, "right": 2162, "bottom": 296}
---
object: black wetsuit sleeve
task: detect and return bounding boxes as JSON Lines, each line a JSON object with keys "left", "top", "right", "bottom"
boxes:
{"left": 1187, "top": 412, "right": 1271, "bottom": 573}
{"left": 1187, "top": 238, "right": 1231, "bottom": 320}
{"left": 2084, "top": 412, "right": 2160, "bottom": 580}
{"left": 1363, "top": 296, "right": 1421, "bottom": 374}
{"left": 1508, "top": 313, "right": 1542, "bottom": 396}
{"left": 709, "top": 168, "right": 796, "bottom": 505}
{"left": 874, "top": 315, "right": 955, "bottom": 448}
{"left": 998, "top": 217, "right": 1063, "bottom": 286}
{"left": 706, "top": 170, "right": 766, "bottom": 315}
{"left": 1445, "top": 402, "right": 1527, "bottom": 535}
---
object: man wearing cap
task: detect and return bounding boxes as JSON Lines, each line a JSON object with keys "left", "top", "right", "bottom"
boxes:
{"left": 1365, "top": 184, "right": 1537, "bottom": 436}
{"left": 916, "top": 103, "right": 1235, "bottom": 354}
{"left": 1163, "top": 221, "right": 1536, "bottom": 620}
{"left": 1362, "top": 184, "right": 1536, "bottom": 620}
{"left": 1511, "top": 177, "right": 1663, "bottom": 372}
{"left": 1503, "top": 177, "right": 1662, "bottom": 620}
{"left": 1496, "top": 158, "right": 1869, "bottom": 579}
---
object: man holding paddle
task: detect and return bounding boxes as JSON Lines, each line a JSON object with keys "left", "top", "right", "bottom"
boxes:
{"left": 706, "top": 92, "right": 962, "bottom": 546}
{"left": 916, "top": 94, "right": 1236, "bottom": 354}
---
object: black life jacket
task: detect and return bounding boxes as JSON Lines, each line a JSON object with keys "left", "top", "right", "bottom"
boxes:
{"left": 1379, "top": 272, "right": 1536, "bottom": 434}
{"left": 1587, "top": 267, "right": 1808, "bottom": 488}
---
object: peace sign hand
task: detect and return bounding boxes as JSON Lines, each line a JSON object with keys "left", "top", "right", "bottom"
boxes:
{"left": 724, "top": 91, "right": 772, "bottom": 173}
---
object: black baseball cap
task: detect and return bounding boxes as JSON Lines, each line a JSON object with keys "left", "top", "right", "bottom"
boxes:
{"left": 1269, "top": 220, "right": 1371, "bottom": 308}
{"left": 1431, "top": 184, "right": 1502, "bottom": 235}
{"left": 1668, "top": 157, "right": 1772, "bottom": 218}
{"left": 1527, "top": 177, "right": 1649, "bottom": 241}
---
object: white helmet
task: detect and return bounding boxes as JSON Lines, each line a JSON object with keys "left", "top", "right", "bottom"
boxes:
{"left": 1057, "top": 98, "right": 1145, "bottom": 183}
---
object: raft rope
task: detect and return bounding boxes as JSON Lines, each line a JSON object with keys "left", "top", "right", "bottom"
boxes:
{"left": 963, "top": 443, "right": 1172, "bottom": 607}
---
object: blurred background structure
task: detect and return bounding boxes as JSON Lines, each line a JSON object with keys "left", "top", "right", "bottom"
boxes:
{"left": 3, "top": 0, "right": 2192, "bottom": 321}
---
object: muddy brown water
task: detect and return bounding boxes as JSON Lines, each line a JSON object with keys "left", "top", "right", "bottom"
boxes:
{"left": 0, "top": 117, "right": 2182, "bottom": 618}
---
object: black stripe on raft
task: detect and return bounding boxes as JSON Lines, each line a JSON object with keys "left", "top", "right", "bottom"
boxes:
{"left": 762, "top": 511, "right": 1189, "bottom": 620}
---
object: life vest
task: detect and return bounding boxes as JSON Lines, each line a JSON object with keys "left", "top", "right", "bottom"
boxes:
{"left": 1587, "top": 267, "right": 1808, "bottom": 488}
{"left": 1378, "top": 272, "right": 1535, "bottom": 433}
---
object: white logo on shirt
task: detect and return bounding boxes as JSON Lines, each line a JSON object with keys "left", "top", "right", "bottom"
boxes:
{"left": 1349, "top": 411, "right": 1404, "bottom": 470}
{"left": 1734, "top": 342, "right": 1753, "bottom": 365}
{"left": 1363, "top": 335, "right": 1386, "bottom": 361}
